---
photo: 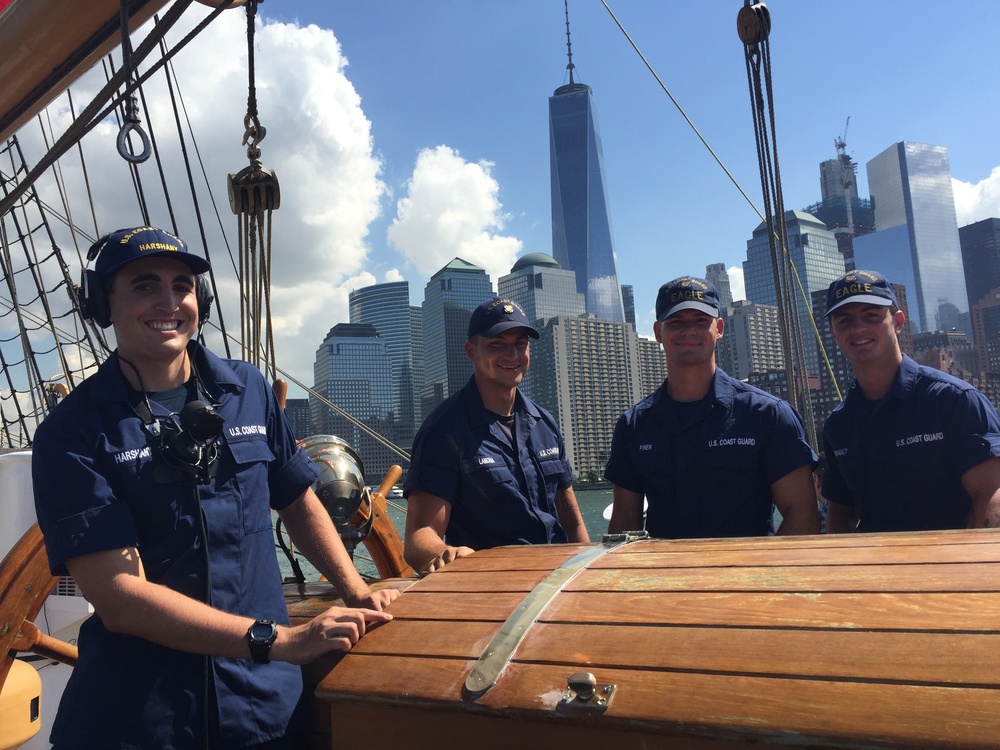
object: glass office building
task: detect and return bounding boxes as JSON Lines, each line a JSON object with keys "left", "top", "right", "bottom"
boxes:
{"left": 743, "top": 210, "right": 846, "bottom": 381}
{"left": 311, "top": 323, "right": 394, "bottom": 482}
{"left": 960, "top": 217, "right": 1000, "bottom": 312}
{"left": 549, "top": 81, "right": 624, "bottom": 323}
{"left": 349, "top": 280, "right": 418, "bottom": 445}
{"left": 855, "top": 142, "right": 966, "bottom": 334}
{"left": 420, "top": 258, "right": 493, "bottom": 413}
{"left": 497, "top": 252, "right": 585, "bottom": 328}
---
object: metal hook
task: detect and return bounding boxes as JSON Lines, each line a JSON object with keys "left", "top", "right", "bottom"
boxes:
{"left": 242, "top": 113, "right": 267, "bottom": 162}
{"left": 117, "top": 94, "right": 151, "bottom": 164}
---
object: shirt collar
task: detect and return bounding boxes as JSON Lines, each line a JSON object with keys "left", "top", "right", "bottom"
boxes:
{"left": 462, "top": 376, "right": 538, "bottom": 426}
{"left": 91, "top": 341, "right": 244, "bottom": 402}
{"left": 656, "top": 368, "right": 731, "bottom": 412}
{"left": 889, "top": 354, "right": 919, "bottom": 402}
{"left": 845, "top": 354, "right": 915, "bottom": 406}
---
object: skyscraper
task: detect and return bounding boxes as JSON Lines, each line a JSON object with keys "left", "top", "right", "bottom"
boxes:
{"left": 621, "top": 284, "right": 636, "bottom": 330}
{"left": 349, "top": 280, "right": 418, "bottom": 445}
{"left": 717, "top": 300, "right": 783, "bottom": 381}
{"left": 959, "top": 217, "right": 1000, "bottom": 315}
{"left": 527, "top": 314, "right": 642, "bottom": 479}
{"left": 548, "top": 19, "right": 624, "bottom": 323}
{"left": 705, "top": 263, "right": 734, "bottom": 307}
{"left": 497, "top": 252, "right": 584, "bottom": 327}
{"left": 743, "top": 210, "right": 846, "bottom": 382}
{"left": 420, "top": 258, "right": 493, "bottom": 414}
{"left": 854, "top": 142, "right": 967, "bottom": 334}
{"left": 311, "top": 323, "right": 394, "bottom": 482}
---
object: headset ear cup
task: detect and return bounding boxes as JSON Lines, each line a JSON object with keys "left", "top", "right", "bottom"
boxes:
{"left": 80, "top": 268, "right": 112, "bottom": 328}
{"left": 196, "top": 274, "right": 214, "bottom": 327}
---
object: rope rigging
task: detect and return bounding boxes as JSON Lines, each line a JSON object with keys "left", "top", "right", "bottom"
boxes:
{"left": 227, "top": 0, "right": 280, "bottom": 380}
{"left": 602, "top": 0, "right": 846, "bottom": 446}
{"left": 115, "top": 0, "right": 152, "bottom": 164}
{"left": 738, "top": 1, "right": 816, "bottom": 448}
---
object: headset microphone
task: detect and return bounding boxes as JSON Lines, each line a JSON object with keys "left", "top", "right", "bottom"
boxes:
{"left": 153, "top": 400, "right": 225, "bottom": 485}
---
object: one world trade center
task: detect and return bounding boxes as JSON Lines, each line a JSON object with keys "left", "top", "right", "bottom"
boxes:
{"left": 548, "top": 16, "right": 625, "bottom": 324}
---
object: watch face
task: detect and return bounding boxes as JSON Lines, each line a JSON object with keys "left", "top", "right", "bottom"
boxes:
{"left": 251, "top": 621, "right": 275, "bottom": 640}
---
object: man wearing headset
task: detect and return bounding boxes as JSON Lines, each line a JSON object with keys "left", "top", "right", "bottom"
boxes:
{"left": 32, "top": 226, "right": 397, "bottom": 749}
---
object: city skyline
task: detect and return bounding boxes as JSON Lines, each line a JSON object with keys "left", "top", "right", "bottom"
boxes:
{"left": 20, "top": 2, "right": 1000, "bottom": 396}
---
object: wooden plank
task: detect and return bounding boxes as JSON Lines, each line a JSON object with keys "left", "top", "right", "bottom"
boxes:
{"left": 432, "top": 544, "right": 593, "bottom": 572}
{"left": 407, "top": 569, "right": 550, "bottom": 593}
{"left": 604, "top": 528, "right": 998, "bottom": 553}
{"left": 349, "top": 620, "right": 499, "bottom": 659}
{"left": 570, "top": 563, "right": 1000, "bottom": 593}
{"left": 541, "top": 590, "right": 1000, "bottom": 631}
{"left": 316, "top": 655, "right": 1000, "bottom": 747}
{"left": 324, "top": 701, "right": 743, "bottom": 749}
{"left": 515, "top": 623, "right": 1000, "bottom": 686}
{"left": 284, "top": 578, "right": 415, "bottom": 623}
{"left": 387, "top": 591, "right": 525, "bottom": 622}
{"left": 596, "top": 543, "right": 1000, "bottom": 568}
{"left": 316, "top": 653, "right": 473, "bottom": 702}
{"left": 483, "top": 662, "right": 1000, "bottom": 748}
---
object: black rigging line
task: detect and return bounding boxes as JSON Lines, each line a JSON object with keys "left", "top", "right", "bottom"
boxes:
{"left": 601, "top": 0, "right": 836, "bottom": 441}
{"left": 739, "top": 2, "right": 815, "bottom": 446}
{"left": 0, "top": 0, "right": 235, "bottom": 220}
{"left": 155, "top": 25, "right": 233, "bottom": 358}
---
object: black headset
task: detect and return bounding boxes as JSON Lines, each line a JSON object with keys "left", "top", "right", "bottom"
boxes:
{"left": 79, "top": 232, "right": 214, "bottom": 329}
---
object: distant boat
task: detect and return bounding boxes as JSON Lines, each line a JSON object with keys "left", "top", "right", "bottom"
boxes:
{"left": 387, "top": 486, "right": 404, "bottom": 500}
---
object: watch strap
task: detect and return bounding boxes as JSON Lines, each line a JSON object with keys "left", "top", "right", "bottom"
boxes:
{"left": 246, "top": 618, "right": 277, "bottom": 663}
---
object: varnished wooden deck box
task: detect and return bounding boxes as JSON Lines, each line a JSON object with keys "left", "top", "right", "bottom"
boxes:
{"left": 289, "top": 529, "right": 1000, "bottom": 749}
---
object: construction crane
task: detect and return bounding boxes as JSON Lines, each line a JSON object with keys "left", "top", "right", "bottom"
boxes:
{"left": 834, "top": 116, "right": 855, "bottom": 234}
{"left": 835, "top": 115, "right": 850, "bottom": 157}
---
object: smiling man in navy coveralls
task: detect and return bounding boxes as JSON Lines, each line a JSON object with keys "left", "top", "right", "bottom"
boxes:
{"left": 32, "top": 226, "right": 397, "bottom": 749}
{"left": 403, "top": 297, "right": 589, "bottom": 573}
{"left": 605, "top": 276, "right": 819, "bottom": 538}
{"left": 822, "top": 270, "right": 1000, "bottom": 532}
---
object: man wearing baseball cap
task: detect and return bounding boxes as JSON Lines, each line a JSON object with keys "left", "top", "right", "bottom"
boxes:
{"left": 404, "top": 296, "right": 589, "bottom": 573}
{"left": 822, "top": 270, "right": 1000, "bottom": 532}
{"left": 605, "top": 275, "right": 819, "bottom": 538}
{"left": 32, "top": 226, "right": 395, "bottom": 748}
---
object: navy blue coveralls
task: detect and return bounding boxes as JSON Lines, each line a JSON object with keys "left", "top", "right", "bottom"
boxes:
{"left": 32, "top": 342, "right": 319, "bottom": 749}
{"left": 823, "top": 355, "right": 1000, "bottom": 531}
{"left": 404, "top": 377, "right": 574, "bottom": 549}
{"left": 605, "top": 368, "right": 816, "bottom": 538}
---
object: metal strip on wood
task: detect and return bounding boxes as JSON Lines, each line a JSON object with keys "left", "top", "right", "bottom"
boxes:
{"left": 463, "top": 534, "right": 645, "bottom": 700}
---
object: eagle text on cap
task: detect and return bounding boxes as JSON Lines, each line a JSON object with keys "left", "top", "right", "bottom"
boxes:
{"left": 672, "top": 277, "right": 710, "bottom": 304}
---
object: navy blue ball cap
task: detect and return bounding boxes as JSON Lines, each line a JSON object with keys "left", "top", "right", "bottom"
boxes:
{"left": 655, "top": 276, "right": 721, "bottom": 321}
{"left": 825, "top": 270, "right": 898, "bottom": 317}
{"left": 92, "top": 226, "right": 211, "bottom": 282}
{"left": 467, "top": 297, "right": 539, "bottom": 340}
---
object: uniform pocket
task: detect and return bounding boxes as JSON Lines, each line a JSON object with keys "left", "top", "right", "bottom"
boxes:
{"left": 701, "top": 445, "right": 759, "bottom": 486}
{"left": 226, "top": 437, "right": 276, "bottom": 533}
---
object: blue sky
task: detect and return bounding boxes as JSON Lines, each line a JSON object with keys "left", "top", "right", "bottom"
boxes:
{"left": 262, "top": 0, "right": 1000, "bottom": 319}
{"left": 23, "top": 1, "right": 1000, "bottom": 392}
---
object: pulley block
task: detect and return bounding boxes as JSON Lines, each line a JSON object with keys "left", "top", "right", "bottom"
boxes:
{"left": 227, "top": 163, "right": 280, "bottom": 215}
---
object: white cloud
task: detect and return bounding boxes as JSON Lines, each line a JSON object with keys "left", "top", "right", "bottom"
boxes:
{"left": 10, "top": 9, "right": 524, "bottom": 401}
{"left": 387, "top": 145, "right": 521, "bottom": 287}
{"left": 728, "top": 266, "right": 746, "bottom": 302}
{"left": 16, "top": 9, "right": 388, "bottom": 394}
{"left": 953, "top": 168, "right": 1000, "bottom": 227}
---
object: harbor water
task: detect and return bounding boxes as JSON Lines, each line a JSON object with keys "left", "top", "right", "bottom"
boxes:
{"left": 276, "top": 486, "right": 613, "bottom": 583}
